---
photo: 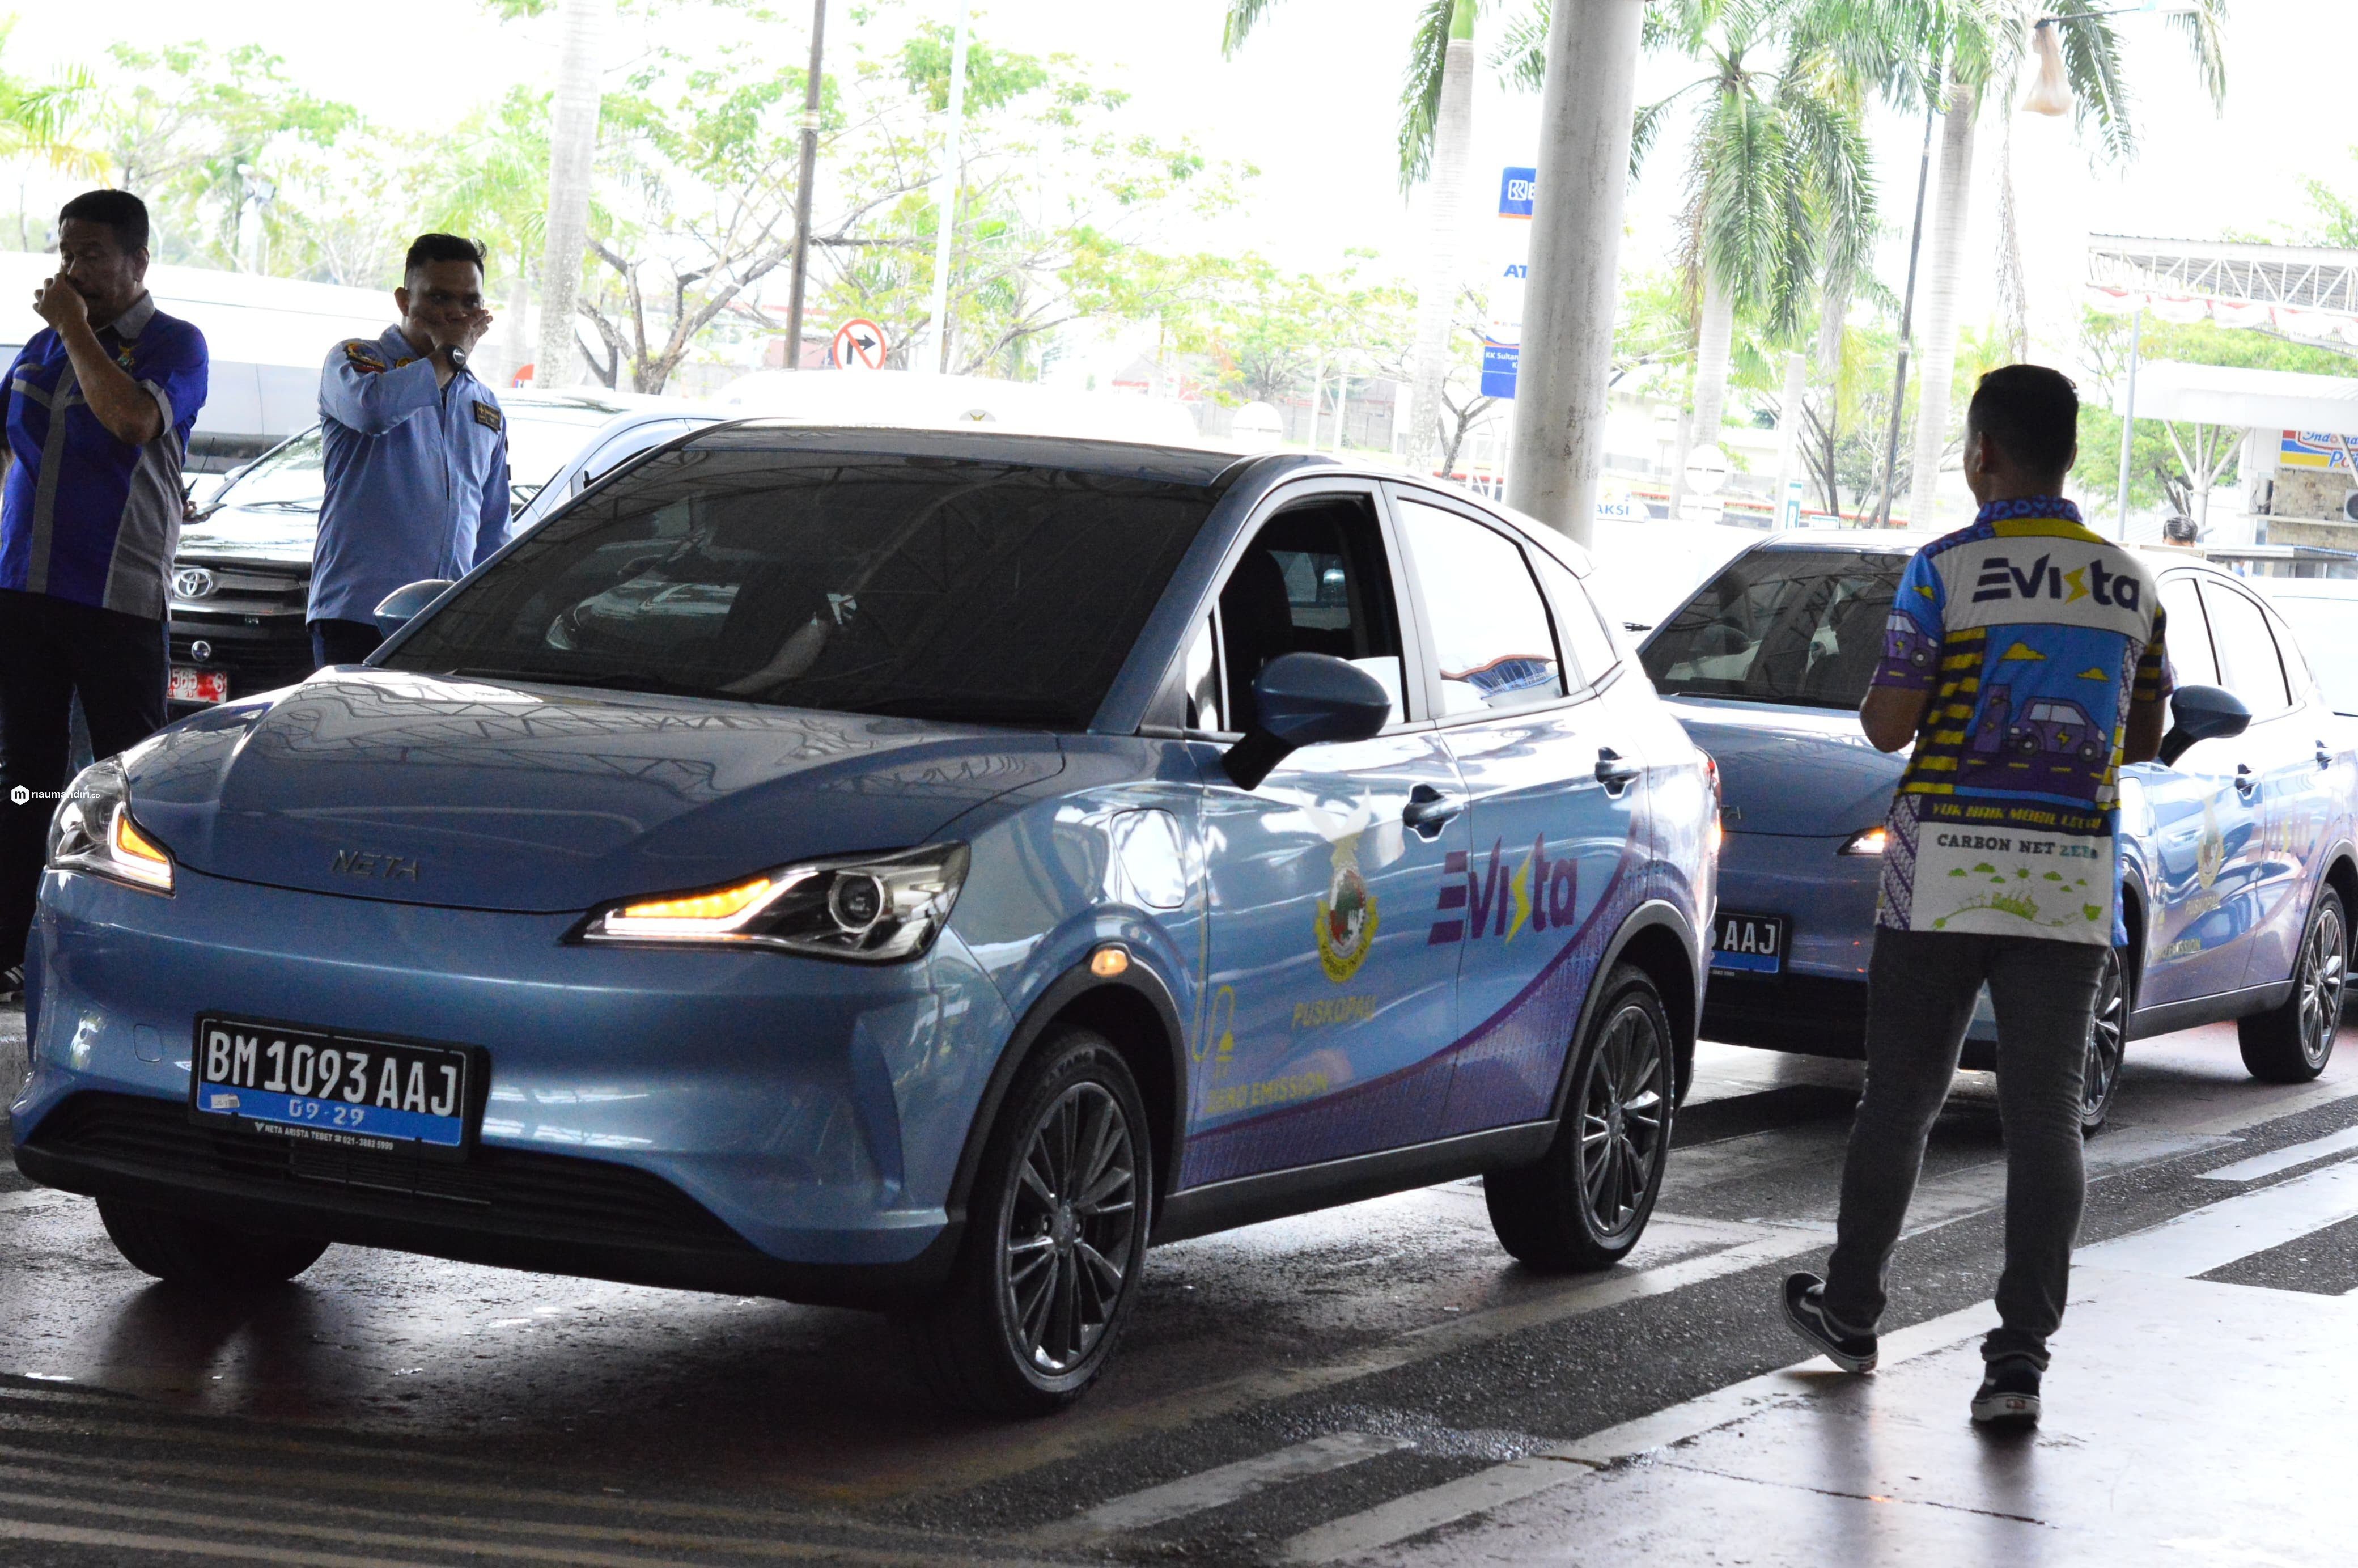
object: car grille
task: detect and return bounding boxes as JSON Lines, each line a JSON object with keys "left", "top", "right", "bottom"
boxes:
{"left": 168, "top": 558, "right": 315, "bottom": 702}
{"left": 27, "top": 1092, "right": 750, "bottom": 1253}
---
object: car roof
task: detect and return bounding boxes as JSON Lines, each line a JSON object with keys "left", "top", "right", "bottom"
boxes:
{"left": 684, "top": 420, "right": 1291, "bottom": 489}
{"left": 502, "top": 389, "right": 705, "bottom": 418}
{"left": 2247, "top": 574, "right": 2358, "bottom": 597}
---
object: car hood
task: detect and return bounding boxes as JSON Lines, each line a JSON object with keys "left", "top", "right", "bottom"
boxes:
{"left": 177, "top": 503, "right": 319, "bottom": 567}
{"left": 1663, "top": 696, "right": 1903, "bottom": 837}
{"left": 125, "top": 669, "right": 1066, "bottom": 913}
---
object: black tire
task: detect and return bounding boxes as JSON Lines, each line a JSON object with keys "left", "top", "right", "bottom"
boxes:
{"left": 906, "top": 1029, "right": 1152, "bottom": 1417}
{"left": 2239, "top": 887, "right": 2348, "bottom": 1084}
{"left": 1484, "top": 964, "right": 1674, "bottom": 1272}
{"left": 97, "top": 1200, "right": 328, "bottom": 1291}
{"left": 2080, "top": 943, "right": 2132, "bottom": 1135}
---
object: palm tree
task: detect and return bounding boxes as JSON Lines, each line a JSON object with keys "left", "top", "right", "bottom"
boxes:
{"left": 1900, "top": 0, "right": 2227, "bottom": 526}
{"left": 1223, "top": 0, "right": 1484, "bottom": 472}
{"left": 1619, "top": 0, "right": 1881, "bottom": 517}
{"left": 535, "top": 0, "right": 612, "bottom": 389}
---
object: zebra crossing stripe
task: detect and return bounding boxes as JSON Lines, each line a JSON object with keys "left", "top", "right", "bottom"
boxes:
{"left": 1025, "top": 1431, "right": 1413, "bottom": 1544}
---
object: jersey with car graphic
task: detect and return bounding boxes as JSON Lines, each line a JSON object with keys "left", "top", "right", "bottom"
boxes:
{"left": 1869, "top": 498, "right": 2171, "bottom": 944}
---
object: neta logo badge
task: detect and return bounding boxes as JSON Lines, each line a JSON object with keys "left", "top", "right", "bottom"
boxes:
{"left": 1430, "top": 837, "right": 1578, "bottom": 944}
{"left": 1970, "top": 554, "right": 2141, "bottom": 610}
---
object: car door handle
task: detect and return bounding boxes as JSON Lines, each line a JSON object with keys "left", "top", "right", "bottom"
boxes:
{"left": 1402, "top": 784, "right": 1461, "bottom": 838}
{"left": 1596, "top": 747, "right": 1642, "bottom": 795}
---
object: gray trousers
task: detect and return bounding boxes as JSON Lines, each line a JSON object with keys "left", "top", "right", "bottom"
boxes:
{"left": 1822, "top": 926, "right": 2109, "bottom": 1367}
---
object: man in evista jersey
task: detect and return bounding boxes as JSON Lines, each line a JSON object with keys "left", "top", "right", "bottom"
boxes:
{"left": 1780, "top": 365, "right": 2171, "bottom": 1428}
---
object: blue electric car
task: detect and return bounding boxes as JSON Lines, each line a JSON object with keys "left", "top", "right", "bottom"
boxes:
{"left": 1640, "top": 532, "right": 2355, "bottom": 1130}
{"left": 12, "top": 427, "right": 1717, "bottom": 1413}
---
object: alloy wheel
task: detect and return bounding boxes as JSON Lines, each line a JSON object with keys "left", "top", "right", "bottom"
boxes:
{"left": 2298, "top": 904, "right": 2347, "bottom": 1069}
{"left": 2083, "top": 948, "right": 2127, "bottom": 1126}
{"left": 1575, "top": 1003, "right": 1668, "bottom": 1242}
{"left": 998, "top": 1081, "right": 1139, "bottom": 1377}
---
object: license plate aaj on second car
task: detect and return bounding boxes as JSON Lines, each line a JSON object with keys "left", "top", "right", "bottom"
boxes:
{"left": 1712, "top": 912, "right": 1786, "bottom": 974}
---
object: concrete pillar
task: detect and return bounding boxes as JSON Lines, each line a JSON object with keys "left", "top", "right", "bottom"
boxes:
{"left": 1505, "top": 0, "right": 1647, "bottom": 549}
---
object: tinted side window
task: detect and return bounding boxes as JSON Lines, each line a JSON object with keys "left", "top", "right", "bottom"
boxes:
{"left": 1218, "top": 494, "right": 1407, "bottom": 731}
{"left": 1529, "top": 548, "right": 1619, "bottom": 688}
{"left": 2201, "top": 581, "right": 2290, "bottom": 719}
{"left": 2156, "top": 575, "right": 2216, "bottom": 687}
{"left": 1394, "top": 499, "right": 1565, "bottom": 717}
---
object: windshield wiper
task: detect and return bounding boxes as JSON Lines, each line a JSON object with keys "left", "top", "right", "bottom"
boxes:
{"left": 437, "top": 666, "right": 719, "bottom": 698}
{"left": 855, "top": 694, "right": 1075, "bottom": 727}
{"left": 232, "top": 499, "right": 321, "bottom": 514}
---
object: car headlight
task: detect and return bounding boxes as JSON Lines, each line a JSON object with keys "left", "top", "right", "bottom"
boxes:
{"left": 46, "top": 760, "right": 175, "bottom": 893}
{"left": 1838, "top": 826, "right": 1889, "bottom": 857}
{"left": 576, "top": 843, "right": 969, "bottom": 962}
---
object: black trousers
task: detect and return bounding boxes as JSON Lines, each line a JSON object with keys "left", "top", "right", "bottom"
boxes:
{"left": 1823, "top": 926, "right": 2109, "bottom": 1368}
{"left": 309, "top": 617, "right": 384, "bottom": 671}
{"left": 0, "top": 588, "right": 168, "bottom": 966}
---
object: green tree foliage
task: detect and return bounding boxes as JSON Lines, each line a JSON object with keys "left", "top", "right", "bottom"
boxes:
{"left": 94, "top": 43, "right": 358, "bottom": 272}
{"left": 808, "top": 27, "right": 1240, "bottom": 385}
{"left": 2301, "top": 147, "right": 2358, "bottom": 248}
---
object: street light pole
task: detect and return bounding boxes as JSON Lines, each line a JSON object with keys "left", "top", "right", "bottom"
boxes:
{"left": 2114, "top": 306, "right": 2143, "bottom": 538}
{"left": 781, "top": 0, "right": 828, "bottom": 372}
{"left": 921, "top": 1, "right": 970, "bottom": 376}
{"left": 1874, "top": 102, "right": 1936, "bottom": 528}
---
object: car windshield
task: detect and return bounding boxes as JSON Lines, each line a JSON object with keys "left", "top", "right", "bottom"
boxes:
{"left": 1640, "top": 546, "right": 1907, "bottom": 710}
{"left": 2267, "top": 595, "right": 2358, "bottom": 713}
{"left": 378, "top": 447, "right": 1218, "bottom": 728}
{"left": 205, "top": 429, "right": 326, "bottom": 514}
{"left": 201, "top": 404, "right": 624, "bottom": 527}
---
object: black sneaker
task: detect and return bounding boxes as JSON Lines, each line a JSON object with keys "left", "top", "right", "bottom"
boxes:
{"left": 0, "top": 965, "right": 20, "bottom": 1003}
{"left": 1971, "top": 1357, "right": 2042, "bottom": 1425}
{"left": 1782, "top": 1272, "right": 1877, "bottom": 1372}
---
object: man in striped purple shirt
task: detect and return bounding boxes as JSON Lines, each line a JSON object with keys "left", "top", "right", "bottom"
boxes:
{"left": 0, "top": 189, "right": 209, "bottom": 993}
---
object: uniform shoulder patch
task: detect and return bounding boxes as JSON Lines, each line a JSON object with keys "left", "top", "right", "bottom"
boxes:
{"left": 471, "top": 400, "right": 503, "bottom": 433}
{"left": 343, "top": 340, "right": 388, "bottom": 373}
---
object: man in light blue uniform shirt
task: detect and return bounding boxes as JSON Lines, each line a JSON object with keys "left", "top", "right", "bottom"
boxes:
{"left": 310, "top": 232, "right": 507, "bottom": 669}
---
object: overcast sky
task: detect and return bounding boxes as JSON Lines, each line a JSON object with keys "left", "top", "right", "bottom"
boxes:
{"left": 8, "top": 0, "right": 2351, "bottom": 376}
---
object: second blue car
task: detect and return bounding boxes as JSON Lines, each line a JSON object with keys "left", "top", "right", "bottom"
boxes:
{"left": 1640, "top": 531, "right": 2355, "bottom": 1129}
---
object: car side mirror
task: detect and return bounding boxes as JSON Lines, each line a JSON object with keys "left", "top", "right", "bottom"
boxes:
{"left": 2158, "top": 683, "right": 2251, "bottom": 767}
{"left": 374, "top": 579, "right": 456, "bottom": 638}
{"left": 1222, "top": 652, "right": 1392, "bottom": 790}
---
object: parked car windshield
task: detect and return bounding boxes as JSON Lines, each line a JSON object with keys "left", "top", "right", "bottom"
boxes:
{"left": 1640, "top": 546, "right": 1907, "bottom": 710}
{"left": 379, "top": 447, "right": 1218, "bottom": 728}
{"left": 2266, "top": 592, "right": 2358, "bottom": 714}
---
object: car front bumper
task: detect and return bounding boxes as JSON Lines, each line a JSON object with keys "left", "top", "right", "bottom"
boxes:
{"left": 10, "top": 864, "right": 1018, "bottom": 1304}
{"left": 1701, "top": 829, "right": 1996, "bottom": 1059}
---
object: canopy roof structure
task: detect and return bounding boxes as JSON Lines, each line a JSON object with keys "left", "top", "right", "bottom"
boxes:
{"left": 2086, "top": 235, "right": 2358, "bottom": 346}
{"left": 2116, "top": 360, "right": 2358, "bottom": 433}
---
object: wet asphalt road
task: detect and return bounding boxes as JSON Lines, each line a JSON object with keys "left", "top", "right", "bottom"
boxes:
{"left": 7, "top": 1005, "right": 2358, "bottom": 1566}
